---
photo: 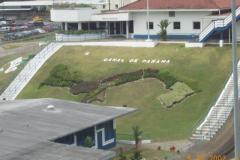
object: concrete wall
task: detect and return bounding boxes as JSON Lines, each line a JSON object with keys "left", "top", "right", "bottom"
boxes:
{"left": 131, "top": 11, "right": 213, "bottom": 37}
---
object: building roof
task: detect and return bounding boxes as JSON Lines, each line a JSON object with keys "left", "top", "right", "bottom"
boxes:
{"left": 1, "top": 142, "right": 116, "bottom": 160}
{"left": 0, "top": 1, "right": 53, "bottom": 7}
{"left": 0, "top": 98, "right": 135, "bottom": 159}
{"left": 120, "top": 0, "right": 240, "bottom": 10}
{"left": 0, "top": 0, "right": 105, "bottom": 7}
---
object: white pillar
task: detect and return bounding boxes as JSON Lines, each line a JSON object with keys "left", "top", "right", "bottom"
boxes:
{"left": 219, "top": 32, "right": 224, "bottom": 47}
{"left": 126, "top": 21, "right": 129, "bottom": 39}
{"left": 108, "top": 22, "right": 110, "bottom": 35}
{"left": 64, "top": 23, "right": 68, "bottom": 31}
{"left": 94, "top": 126, "right": 98, "bottom": 149}
{"left": 219, "top": 40, "right": 224, "bottom": 47}
{"left": 114, "top": 22, "right": 117, "bottom": 35}
{"left": 74, "top": 134, "right": 77, "bottom": 146}
{"left": 113, "top": 120, "right": 116, "bottom": 129}
{"left": 78, "top": 22, "right": 82, "bottom": 30}
{"left": 96, "top": 22, "right": 100, "bottom": 30}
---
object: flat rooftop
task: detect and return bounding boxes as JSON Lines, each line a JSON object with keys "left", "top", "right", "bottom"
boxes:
{"left": 0, "top": 98, "right": 135, "bottom": 159}
{"left": 1, "top": 142, "right": 116, "bottom": 160}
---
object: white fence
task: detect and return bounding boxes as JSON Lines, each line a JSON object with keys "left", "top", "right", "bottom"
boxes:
{"left": 55, "top": 33, "right": 108, "bottom": 42}
{"left": 192, "top": 61, "right": 240, "bottom": 140}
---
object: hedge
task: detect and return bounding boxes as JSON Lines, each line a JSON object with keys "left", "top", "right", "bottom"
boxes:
{"left": 70, "top": 81, "right": 99, "bottom": 95}
{"left": 41, "top": 64, "right": 81, "bottom": 87}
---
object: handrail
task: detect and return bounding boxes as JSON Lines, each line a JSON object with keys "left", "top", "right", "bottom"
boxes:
{"left": 199, "top": 6, "right": 240, "bottom": 42}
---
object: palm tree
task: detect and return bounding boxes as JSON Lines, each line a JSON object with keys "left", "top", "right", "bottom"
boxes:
{"left": 132, "top": 125, "right": 143, "bottom": 150}
{"left": 158, "top": 19, "right": 170, "bottom": 41}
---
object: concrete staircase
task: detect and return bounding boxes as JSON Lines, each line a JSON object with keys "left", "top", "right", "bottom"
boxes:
{"left": 191, "top": 62, "right": 240, "bottom": 141}
{"left": 199, "top": 7, "right": 240, "bottom": 42}
{"left": 0, "top": 43, "right": 62, "bottom": 100}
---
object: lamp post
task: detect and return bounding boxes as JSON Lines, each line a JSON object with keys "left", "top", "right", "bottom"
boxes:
{"left": 231, "top": 0, "right": 240, "bottom": 158}
{"left": 146, "top": 0, "right": 151, "bottom": 41}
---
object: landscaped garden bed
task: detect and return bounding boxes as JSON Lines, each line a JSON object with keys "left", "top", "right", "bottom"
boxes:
{"left": 41, "top": 65, "right": 193, "bottom": 106}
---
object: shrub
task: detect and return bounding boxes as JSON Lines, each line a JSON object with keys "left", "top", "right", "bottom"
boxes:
{"left": 70, "top": 81, "right": 99, "bottom": 95}
{"left": 157, "top": 71, "right": 177, "bottom": 89}
{"left": 131, "top": 150, "right": 143, "bottom": 160}
{"left": 114, "top": 70, "right": 143, "bottom": 85}
{"left": 83, "top": 136, "right": 94, "bottom": 148}
{"left": 143, "top": 68, "right": 159, "bottom": 78}
{"left": 118, "top": 147, "right": 127, "bottom": 160}
{"left": 42, "top": 64, "right": 81, "bottom": 87}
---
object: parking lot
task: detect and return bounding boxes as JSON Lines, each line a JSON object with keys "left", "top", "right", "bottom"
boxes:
{"left": 0, "top": 15, "right": 59, "bottom": 42}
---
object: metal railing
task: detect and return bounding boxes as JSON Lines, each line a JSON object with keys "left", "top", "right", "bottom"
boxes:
{"left": 192, "top": 61, "right": 240, "bottom": 140}
{"left": 199, "top": 7, "right": 240, "bottom": 42}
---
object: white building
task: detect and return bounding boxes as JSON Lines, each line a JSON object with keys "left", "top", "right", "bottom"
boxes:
{"left": 51, "top": 0, "right": 240, "bottom": 42}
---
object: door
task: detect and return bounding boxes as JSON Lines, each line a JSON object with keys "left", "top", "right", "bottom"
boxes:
{"left": 97, "top": 130, "right": 103, "bottom": 149}
{"left": 110, "top": 22, "right": 115, "bottom": 35}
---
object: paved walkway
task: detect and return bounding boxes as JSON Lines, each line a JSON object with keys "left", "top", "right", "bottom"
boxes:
{"left": 142, "top": 139, "right": 194, "bottom": 152}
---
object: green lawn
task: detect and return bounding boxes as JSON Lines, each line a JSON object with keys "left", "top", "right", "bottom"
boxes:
{"left": 18, "top": 44, "right": 235, "bottom": 141}
{"left": 98, "top": 78, "right": 168, "bottom": 108}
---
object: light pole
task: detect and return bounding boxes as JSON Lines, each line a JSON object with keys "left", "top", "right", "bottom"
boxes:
{"left": 231, "top": 0, "right": 240, "bottom": 158}
{"left": 146, "top": 0, "right": 151, "bottom": 41}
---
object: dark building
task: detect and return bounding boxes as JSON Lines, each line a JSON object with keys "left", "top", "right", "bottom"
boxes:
{"left": 0, "top": 98, "right": 136, "bottom": 160}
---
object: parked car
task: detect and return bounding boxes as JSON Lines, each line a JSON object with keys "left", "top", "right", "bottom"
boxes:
{"left": 0, "top": 26, "right": 10, "bottom": 32}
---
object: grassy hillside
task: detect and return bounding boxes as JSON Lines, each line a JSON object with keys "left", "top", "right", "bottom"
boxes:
{"left": 18, "top": 44, "right": 234, "bottom": 141}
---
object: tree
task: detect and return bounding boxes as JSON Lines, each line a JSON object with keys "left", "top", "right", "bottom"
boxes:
{"left": 131, "top": 126, "right": 144, "bottom": 160}
{"left": 132, "top": 125, "right": 143, "bottom": 150}
{"left": 158, "top": 20, "right": 170, "bottom": 41}
{"left": 83, "top": 136, "right": 94, "bottom": 148}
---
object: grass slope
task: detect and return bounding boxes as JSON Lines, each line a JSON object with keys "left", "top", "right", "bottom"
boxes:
{"left": 100, "top": 78, "right": 168, "bottom": 108}
{"left": 18, "top": 44, "right": 234, "bottom": 141}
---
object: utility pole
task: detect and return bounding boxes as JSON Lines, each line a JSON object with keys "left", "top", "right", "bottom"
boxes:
{"left": 231, "top": 0, "right": 240, "bottom": 158}
{"left": 146, "top": 0, "right": 151, "bottom": 41}
{"left": 108, "top": 0, "right": 110, "bottom": 10}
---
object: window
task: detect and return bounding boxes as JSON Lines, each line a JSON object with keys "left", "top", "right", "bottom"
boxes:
{"left": 173, "top": 22, "right": 181, "bottom": 30}
{"left": 193, "top": 21, "right": 201, "bottom": 30}
{"left": 115, "top": 4, "right": 118, "bottom": 8}
{"left": 169, "top": 11, "right": 175, "bottom": 17}
{"left": 81, "top": 23, "right": 89, "bottom": 30}
{"left": 129, "top": 21, "right": 134, "bottom": 33}
{"left": 103, "top": 4, "right": 106, "bottom": 9}
{"left": 147, "top": 22, "right": 154, "bottom": 30}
